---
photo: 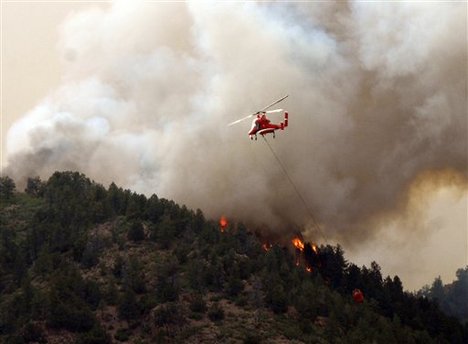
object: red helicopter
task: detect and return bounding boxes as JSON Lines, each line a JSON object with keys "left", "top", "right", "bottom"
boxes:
{"left": 228, "top": 95, "right": 289, "bottom": 140}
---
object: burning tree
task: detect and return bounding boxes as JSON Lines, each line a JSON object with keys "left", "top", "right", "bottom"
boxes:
{"left": 304, "top": 243, "right": 321, "bottom": 272}
{"left": 291, "top": 236, "right": 321, "bottom": 274}
{"left": 262, "top": 243, "right": 272, "bottom": 251}
{"left": 292, "top": 237, "right": 305, "bottom": 251}
{"left": 219, "top": 215, "right": 228, "bottom": 232}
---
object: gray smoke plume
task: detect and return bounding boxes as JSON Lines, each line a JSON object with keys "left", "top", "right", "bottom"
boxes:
{"left": 6, "top": 1, "right": 467, "bottom": 248}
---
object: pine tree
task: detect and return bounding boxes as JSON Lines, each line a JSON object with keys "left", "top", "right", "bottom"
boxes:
{"left": 127, "top": 221, "right": 145, "bottom": 242}
{"left": 0, "top": 176, "right": 16, "bottom": 200}
{"left": 25, "top": 177, "right": 44, "bottom": 197}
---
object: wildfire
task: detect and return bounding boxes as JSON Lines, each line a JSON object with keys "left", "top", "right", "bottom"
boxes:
{"left": 306, "top": 267, "right": 312, "bottom": 273}
{"left": 312, "top": 244, "right": 318, "bottom": 254}
{"left": 219, "top": 215, "right": 228, "bottom": 232}
{"left": 292, "top": 237, "right": 305, "bottom": 251}
{"left": 262, "top": 243, "right": 272, "bottom": 251}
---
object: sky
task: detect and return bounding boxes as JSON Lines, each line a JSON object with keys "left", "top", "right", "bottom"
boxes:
{"left": 1, "top": 0, "right": 467, "bottom": 291}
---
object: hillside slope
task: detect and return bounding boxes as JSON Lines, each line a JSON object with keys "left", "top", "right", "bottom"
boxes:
{"left": 0, "top": 172, "right": 466, "bottom": 343}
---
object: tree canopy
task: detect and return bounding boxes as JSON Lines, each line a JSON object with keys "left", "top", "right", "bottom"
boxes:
{"left": 0, "top": 171, "right": 466, "bottom": 343}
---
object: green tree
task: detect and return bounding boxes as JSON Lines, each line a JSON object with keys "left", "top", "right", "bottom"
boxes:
{"left": 321, "top": 245, "right": 347, "bottom": 290}
{"left": 127, "top": 221, "right": 145, "bottom": 242}
{"left": 204, "top": 260, "right": 224, "bottom": 292}
{"left": 107, "top": 182, "right": 128, "bottom": 215}
{"left": 25, "top": 177, "right": 44, "bottom": 197}
{"left": 154, "top": 215, "right": 176, "bottom": 249}
{"left": 155, "top": 275, "right": 179, "bottom": 303}
{"left": 146, "top": 194, "right": 163, "bottom": 223}
{"left": 75, "top": 324, "right": 111, "bottom": 344}
{"left": 20, "top": 321, "right": 46, "bottom": 344}
{"left": 266, "top": 284, "right": 288, "bottom": 314}
{"left": 153, "top": 302, "right": 185, "bottom": 327}
{"left": 0, "top": 176, "right": 16, "bottom": 200}
{"left": 431, "top": 276, "right": 445, "bottom": 303}
{"left": 294, "top": 280, "right": 320, "bottom": 319}
{"left": 126, "top": 192, "right": 147, "bottom": 219}
{"left": 83, "top": 280, "right": 102, "bottom": 310}
{"left": 123, "top": 256, "right": 146, "bottom": 294}
{"left": 81, "top": 238, "right": 101, "bottom": 269}
{"left": 449, "top": 267, "right": 468, "bottom": 320}
{"left": 192, "top": 208, "right": 205, "bottom": 233}
{"left": 46, "top": 267, "right": 96, "bottom": 332}
{"left": 187, "top": 259, "right": 207, "bottom": 293}
{"left": 189, "top": 294, "right": 207, "bottom": 313}
{"left": 224, "top": 265, "right": 244, "bottom": 297}
{"left": 103, "top": 279, "right": 119, "bottom": 306}
{"left": 90, "top": 184, "right": 112, "bottom": 223}
{"left": 207, "top": 302, "right": 224, "bottom": 321}
{"left": 118, "top": 288, "right": 139, "bottom": 321}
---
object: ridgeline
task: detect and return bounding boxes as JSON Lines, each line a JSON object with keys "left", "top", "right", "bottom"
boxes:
{"left": 0, "top": 171, "right": 466, "bottom": 343}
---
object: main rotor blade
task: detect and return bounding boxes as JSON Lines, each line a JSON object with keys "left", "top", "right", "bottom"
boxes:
{"left": 265, "top": 108, "right": 283, "bottom": 114}
{"left": 228, "top": 95, "right": 288, "bottom": 127}
{"left": 228, "top": 113, "right": 255, "bottom": 126}
{"left": 260, "top": 95, "right": 289, "bottom": 112}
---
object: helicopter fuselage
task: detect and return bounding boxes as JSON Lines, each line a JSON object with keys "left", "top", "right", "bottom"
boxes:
{"left": 248, "top": 111, "right": 288, "bottom": 140}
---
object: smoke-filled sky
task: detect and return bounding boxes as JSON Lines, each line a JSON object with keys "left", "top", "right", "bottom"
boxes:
{"left": 2, "top": 1, "right": 467, "bottom": 290}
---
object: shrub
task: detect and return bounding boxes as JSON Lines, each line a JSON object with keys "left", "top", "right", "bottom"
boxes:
{"left": 127, "top": 221, "right": 145, "bottom": 242}
{"left": 153, "top": 303, "right": 185, "bottom": 327}
{"left": 114, "top": 328, "right": 131, "bottom": 342}
{"left": 208, "top": 302, "right": 224, "bottom": 322}
{"left": 189, "top": 294, "right": 207, "bottom": 313}
{"left": 21, "top": 322, "right": 45, "bottom": 344}
{"left": 76, "top": 325, "right": 111, "bottom": 344}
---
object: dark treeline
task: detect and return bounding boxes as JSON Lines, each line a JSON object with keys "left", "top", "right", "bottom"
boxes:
{"left": 418, "top": 268, "right": 468, "bottom": 324}
{"left": 0, "top": 171, "right": 466, "bottom": 343}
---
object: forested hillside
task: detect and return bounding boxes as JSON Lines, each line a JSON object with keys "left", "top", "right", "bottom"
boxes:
{"left": 418, "top": 269, "right": 468, "bottom": 324}
{"left": 0, "top": 171, "right": 466, "bottom": 343}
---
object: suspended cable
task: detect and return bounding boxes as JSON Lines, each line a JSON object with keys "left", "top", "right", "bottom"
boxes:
{"left": 262, "top": 135, "right": 327, "bottom": 242}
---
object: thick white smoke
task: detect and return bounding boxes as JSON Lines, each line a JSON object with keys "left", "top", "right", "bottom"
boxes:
{"left": 6, "top": 1, "right": 467, "bottom": 249}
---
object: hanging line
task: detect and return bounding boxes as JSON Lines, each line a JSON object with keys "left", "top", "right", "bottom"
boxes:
{"left": 262, "top": 135, "right": 327, "bottom": 242}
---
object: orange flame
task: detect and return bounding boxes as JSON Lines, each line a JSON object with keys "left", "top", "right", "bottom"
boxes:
{"left": 312, "top": 244, "right": 318, "bottom": 254}
{"left": 306, "top": 267, "right": 312, "bottom": 273}
{"left": 219, "top": 215, "right": 228, "bottom": 232}
{"left": 292, "top": 237, "right": 304, "bottom": 251}
{"left": 262, "top": 243, "right": 272, "bottom": 251}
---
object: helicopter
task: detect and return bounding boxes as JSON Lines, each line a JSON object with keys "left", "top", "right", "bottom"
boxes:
{"left": 228, "top": 95, "right": 289, "bottom": 140}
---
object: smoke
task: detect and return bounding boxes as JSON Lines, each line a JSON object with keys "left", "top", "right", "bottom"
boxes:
{"left": 6, "top": 1, "right": 467, "bottom": 248}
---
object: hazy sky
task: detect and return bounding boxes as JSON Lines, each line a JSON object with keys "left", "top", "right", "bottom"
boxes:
{"left": 1, "top": 1, "right": 467, "bottom": 291}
